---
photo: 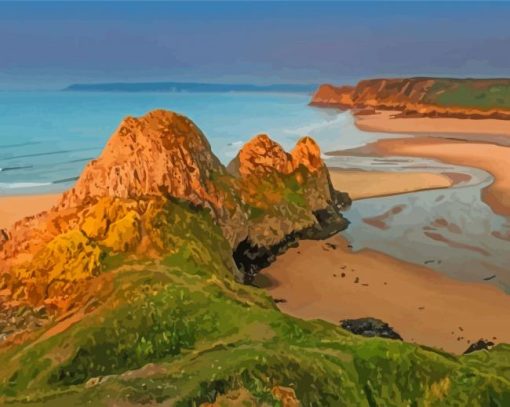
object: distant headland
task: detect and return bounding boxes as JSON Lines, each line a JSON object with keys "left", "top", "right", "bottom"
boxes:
{"left": 311, "top": 77, "right": 510, "bottom": 119}
{"left": 64, "top": 81, "right": 317, "bottom": 93}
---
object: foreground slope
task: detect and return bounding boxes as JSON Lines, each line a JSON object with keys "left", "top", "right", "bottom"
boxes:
{"left": 0, "top": 110, "right": 509, "bottom": 406}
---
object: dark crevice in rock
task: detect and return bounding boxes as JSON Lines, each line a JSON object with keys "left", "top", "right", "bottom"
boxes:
{"left": 233, "top": 193, "right": 350, "bottom": 284}
{"left": 0, "top": 229, "right": 9, "bottom": 248}
{"left": 233, "top": 234, "right": 300, "bottom": 284}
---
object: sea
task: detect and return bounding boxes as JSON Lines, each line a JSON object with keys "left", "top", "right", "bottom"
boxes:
{"left": 0, "top": 91, "right": 393, "bottom": 195}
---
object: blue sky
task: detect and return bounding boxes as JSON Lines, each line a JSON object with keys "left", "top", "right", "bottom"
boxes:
{"left": 1, "top": 1, "right": 510, "bottom": 89}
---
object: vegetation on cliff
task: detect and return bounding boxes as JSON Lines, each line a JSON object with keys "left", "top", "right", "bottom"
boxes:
{"left": 0, "top": 110, "right": 509, "bottom": 405}
{"left": 311, "top": 77, "right": 510, "bottom": 119}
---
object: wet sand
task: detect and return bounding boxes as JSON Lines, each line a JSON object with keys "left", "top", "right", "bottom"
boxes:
{"left": 340, "top": 137, "right": 510, "bottom": 217}
{"left": 0, "top": 194, "right": 59, "bottom": 229}
{"left": 262, "top": 234, "right": 510, "bottom": 354}
{"left": 329, "top": 169, "right": 452, "bottom": 200}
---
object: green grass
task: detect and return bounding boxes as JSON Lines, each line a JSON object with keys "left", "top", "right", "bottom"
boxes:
{"left": 424, "top": 79, "right": 510, "bottom": 110}
{"left": 1, "top": 198, "right": 510, "bottom": 406}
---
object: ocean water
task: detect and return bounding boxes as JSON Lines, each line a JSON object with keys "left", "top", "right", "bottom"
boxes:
{"left": 0, "top": 91, "right": 395, "bottom": 196}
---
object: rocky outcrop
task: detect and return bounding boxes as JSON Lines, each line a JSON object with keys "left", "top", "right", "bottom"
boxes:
{"left": 340, "top": 318, "right": 403, "bottom": 340}
{"left": 0, "top": 110, "right": 350, "bottom": 308}
{"left": 59, "top": 110, "right": 248, "bottom": 248}
{"left": 310, "top": 84, "right": 355, "bottom": 109}
{"left": 463, "top": 339, "right": 495, "bottom": 354}
{"left": 311, "top": 78, "right": 510, "bottom": 119}
{"left": 228, "top": 134, "right": 349, "bottom": 282}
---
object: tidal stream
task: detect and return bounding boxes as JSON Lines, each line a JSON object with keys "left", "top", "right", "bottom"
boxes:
{"left": 326, "top": 155, "right": 510, "bottom": 293}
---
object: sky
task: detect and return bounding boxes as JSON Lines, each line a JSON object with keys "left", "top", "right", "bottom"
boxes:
{"left": 1, "top": 1, "right": 510, "bottom": 89}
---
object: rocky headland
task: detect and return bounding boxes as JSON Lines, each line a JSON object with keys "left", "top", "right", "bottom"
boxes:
{"left": 311, "top": 77, "right": 510, "bottom": 119}
{"left": 0, "top": 109, "right": 348, "bottom": 309}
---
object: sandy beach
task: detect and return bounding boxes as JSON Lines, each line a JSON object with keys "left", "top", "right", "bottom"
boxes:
{"left": 262, "top": 234, "right": 510, "bottom": 354}
{"left": 356, "top": 110, "right": 510, "bottom": 139}
{"left": 329, "top": 169, "right": 452, "bottom": 200}
{"left": 262, "top": 112, "right": 510, "bottom": 354}
{"left": 339, "top": 134, "right": 510, "bottom": 217}
{"left": 0, "top": 194, "right": 59, "bottom": 230}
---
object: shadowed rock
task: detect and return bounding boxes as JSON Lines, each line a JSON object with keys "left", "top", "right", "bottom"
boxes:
{"left": 340, "top": 317, "right": 402, "bottom": 340}
{"left": 464, "top": 339, "right": 495, "bottom": 354}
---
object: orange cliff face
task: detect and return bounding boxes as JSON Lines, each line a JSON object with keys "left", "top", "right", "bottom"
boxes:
{"left": 228, "top": 134, "right": 347, "bottom": 249}
{"left": 310, "top": 84, "right": 355, "bottom": 109}
{"left": 310, "top": 77, "right": 510, "bottom": 119}
{"left": 57, "top": 109, "right": 248, "bottom": 248}
{"left": 0, "top": 110, "right": 349, "bottom": 310}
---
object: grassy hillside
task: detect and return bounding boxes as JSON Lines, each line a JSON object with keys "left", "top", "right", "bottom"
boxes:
{"left": 425, "top": 79, "right": 510, "bottom": 110}
{"left": 1, "top": 200, "right": 510, "bottom": 406}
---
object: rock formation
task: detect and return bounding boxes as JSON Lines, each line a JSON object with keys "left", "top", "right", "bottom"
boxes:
{"left": 0, "top": 109, "right": 349, "bottom": 309}
{"left": 59, "top": 109, "right": 248, "bottom": 248}
{"left": 464, "top": 339, "right": 495, "bottom": 354}
{"left": 311, "top": 77, "right": 510, "bottom": 119}
{"left": 340, "top": 317, "right": 403, "bottom": 340}
{"left": 228, "top": 134, "right": 349, "bottom": 281}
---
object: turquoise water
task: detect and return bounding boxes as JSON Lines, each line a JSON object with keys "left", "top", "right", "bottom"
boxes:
{"left": 0, "top": 91, "right": 347, "bottom": 195}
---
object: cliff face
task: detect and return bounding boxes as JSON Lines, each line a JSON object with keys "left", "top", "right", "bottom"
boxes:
{"left": 0, "top": 109, "right": 348, "bottom": 308}
{"left": 228, "top": 134, "right": 349, "bottom": 281}
{"left": 311, "top": 78, "right": 510, "bottom": 119}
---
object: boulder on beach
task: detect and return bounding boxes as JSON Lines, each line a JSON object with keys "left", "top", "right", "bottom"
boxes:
{"left": 464, "top": 339, "right": 495, "bottom": 354}
{"left": 340, "top": 317, "right": 403, "bottom": 340}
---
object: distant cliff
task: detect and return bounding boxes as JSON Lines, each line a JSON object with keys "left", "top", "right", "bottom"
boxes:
{"left": 65, "top": 81, "right": 316, "bottom": 93}
{"left": 311, "top": 78, "right": 510, "bottom": 119}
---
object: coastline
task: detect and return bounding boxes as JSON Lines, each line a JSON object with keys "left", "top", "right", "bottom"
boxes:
{"left": 262, "top": 111, "right": 510, "bottom": 354}
{"left": 356, "top": 110, "right": 510, "bottom": 141}
{"left": 347, "top": 111, "right": 510, "bottom": 217}
{"left": 329, "top": 169, "right": 452, "bottom": 200}
{"left": 2, "top": 122, "right": 509, "bottom": 354}
{"left": 261, "top": 234, "right": 510, "bottom": 354}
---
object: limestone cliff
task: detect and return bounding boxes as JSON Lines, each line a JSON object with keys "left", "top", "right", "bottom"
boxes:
{"left": 228, "top": 134, "right": 349, "bottom": 280}
{"left": 0, "top": 110, "right": 349, "bottom": 308}
{"left": 311, "top": 77, "right": 510, "bottom": 119}
{"left": 59, "top": 110, "right": 248, "bottom": 248}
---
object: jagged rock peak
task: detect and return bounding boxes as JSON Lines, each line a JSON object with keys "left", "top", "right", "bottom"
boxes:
{"left": 59, "top": 109, "right": 224, "bottom": 209}
{"left": 227, "top": 134, "right": 325, "bottom": 177}
{"left": 291, "top": 136, "right": 324, "bottom": 173}
{"left": 230, "top": 134, "right": 293, "bottom": 177}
